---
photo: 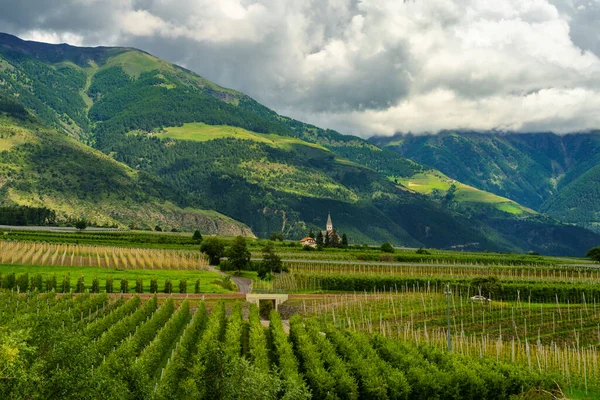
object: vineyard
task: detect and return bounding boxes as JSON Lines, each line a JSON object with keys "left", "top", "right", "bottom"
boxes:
{"left": 254, "top": 264, "right": 600, "bottom": 302}
{"left": 299, "top": 290, "right": 600, "bottom": 393}
{"left": 0, "top": 241, "right": 207, "bottom": 270}
{"left": 0, "top": 292, "right": 563, "bottom": 399}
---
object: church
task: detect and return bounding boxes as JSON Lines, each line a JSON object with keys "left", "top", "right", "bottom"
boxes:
{"left": 299, "top": 212, "right": 341, "bottom": 248}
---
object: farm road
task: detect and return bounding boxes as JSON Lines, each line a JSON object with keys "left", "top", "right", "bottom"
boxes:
{"left": 207, "top": 265, "right": 253, "bottom": 294}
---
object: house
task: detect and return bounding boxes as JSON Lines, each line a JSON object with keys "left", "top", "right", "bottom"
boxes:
{"left": 299, "top": 237, "right": 317, "bottom": 248}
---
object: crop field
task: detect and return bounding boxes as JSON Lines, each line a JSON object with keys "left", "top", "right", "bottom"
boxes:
{"left": 283, "top": 262, "right": 600, "bottom": 285}
{"left": 0, "top": 241, "right": 207, "bottom": 270}
{"left": 298, "top": 290, "right": 600, "bottom": 395}
{"left": 0, "top": 265, "right": 234, "bottom": 294}
{"left": 1, "top": 293, "right": 566, "bottom": 399}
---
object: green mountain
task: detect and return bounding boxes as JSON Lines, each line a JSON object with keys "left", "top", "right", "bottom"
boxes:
{"left": 0, "top": 95, "right": 253, "bottom": 234}
{"left": 1, "top": 32, "right": 598, "bottom": 255}
{"left": 371, "top": 131, "right": 600, "bottom": 233}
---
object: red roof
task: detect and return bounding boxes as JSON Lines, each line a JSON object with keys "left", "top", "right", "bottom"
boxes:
{"left": 299, "top": 237, "right": 315, "bottom": 242}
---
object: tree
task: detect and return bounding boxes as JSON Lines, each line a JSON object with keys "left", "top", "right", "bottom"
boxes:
{"left": 341, "top": 233, "right": 348, "bottom": 248}
{"left": 201, "top": 237, "right": 226, "bottom": 265}
{"left": 227, "top": 235, "right": 251, "bottom": 272}
{"left": 269, "top": 232, "right": 283, "bottom": 241}
{"left": 259, "top": 242, "right": 283, "bottom": 279}
{"left": 324, "top": 232, "right": 331, "bottom": 247}
{"left": 308, "top": 229, "right": 315, "bottom": 239}
{"left": 380, "top": 242, "right": 394, "bottom": 253}
{"left": 155, "top": 225, "right": 162, "bottom": 232}
{"left": 470, "top": 276, "right": 502, "bottom": 299}
{"left": 587, "top": 246, "right": 600, "bottom": 262}
{"left": 193, "top": 230, "right": 203, "bottom": 242}
{"left": 316, "top": 231, "right": 324, "bottom": 248}
{"left": 75, "top": 219, "right": 87, "bottom": 231}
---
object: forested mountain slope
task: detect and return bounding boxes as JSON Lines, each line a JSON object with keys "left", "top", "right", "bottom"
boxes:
{"left": 1, "top": 32, "right": 598, "bottom": 254}
{"left": 0, "top": 96, "right": 253, "bottom": 234}
{"left": 372, "top": 131, "right": 600, "bottom": 233}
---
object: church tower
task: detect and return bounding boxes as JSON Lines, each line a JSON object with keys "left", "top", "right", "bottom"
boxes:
{"left": 326, "top": 212, "right": 333, "bottom": 232}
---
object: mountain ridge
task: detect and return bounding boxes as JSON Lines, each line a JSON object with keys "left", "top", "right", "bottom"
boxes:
{"left": 371, "top": 130, "right": 600, "bottom": 233}
{"left": 1, "top": 32, "right": 598, "bottom": 255}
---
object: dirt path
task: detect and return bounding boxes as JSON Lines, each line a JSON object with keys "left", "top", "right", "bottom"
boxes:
{"left": 207, "top": 265, "right": 253, "bottom": 294}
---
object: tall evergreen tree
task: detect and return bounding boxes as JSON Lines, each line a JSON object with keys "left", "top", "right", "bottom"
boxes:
{"left": 341, "top": 233, "right": 348, "bottom": 248}
{"left": 316, "top": 231, "right": 324, "bottom": 248}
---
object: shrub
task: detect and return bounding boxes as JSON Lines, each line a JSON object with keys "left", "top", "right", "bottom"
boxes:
{"left": 164, "top": 279, "right": 172, "bottom": 294}
{"left": 30, "top": 274, "right": 43, "bottom": 291}
{"left": 219, "top": 260, "right": 234, "bottom": 271}
{"left": 106, "top": 276, "right": 114, "bottom": 293}
{"left": 61, "top": 274, "right": 71, "bottom": 293}
{"left": 179, "top": 279, "right": 187, "bottom": 294}
{"left": 136, "top": 278, "right": 143, "bottom": 293}
{"left": 193, "top": 230, "right": 203, "bottom": 242}
{"left": 416, "top": 247, "right": 431, "bottom": 255}
{"left": 2, "top": 273, "right": 15, "bottom": 290}
{"left": 76, "top": 275, "right": 85, "bottom": 293}
{"left": 380, "top": 242, "right": 394, "bottom": 253}
{"left": 120, "top": 277, "right": 129, "bottom": 293}
{"left": 194, "top": 279, "right": 200, "bottom": 294}
{"left": 91, "top": 277, "right": 100, "bottom": 293}
{"left": 150, "top": 278, "right": 158, "bottom": 293}
{"left": 16, "top": 273, "right": 29, "bottom": 292}
{"left": 46, "top": 275, "right": 57, "bottom": 292}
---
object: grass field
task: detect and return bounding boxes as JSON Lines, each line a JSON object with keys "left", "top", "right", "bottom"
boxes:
{"left": 157, "top": 122, "right": 330, "bottom": 152}
{"left": 397, "top": 171, "right": 534, "bottom": 215}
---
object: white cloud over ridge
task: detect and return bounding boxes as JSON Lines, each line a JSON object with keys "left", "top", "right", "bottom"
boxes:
{"left": 1, "top": 0, "right": 599, "bottom": 136}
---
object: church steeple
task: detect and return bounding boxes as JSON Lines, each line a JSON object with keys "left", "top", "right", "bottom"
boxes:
{"left": 326, "top": 212, "right": 333, "bottom": 232}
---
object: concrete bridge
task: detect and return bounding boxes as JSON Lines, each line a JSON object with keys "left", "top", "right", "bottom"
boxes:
{"left": 246, "top": 293, "right": 289, "bottom": 310}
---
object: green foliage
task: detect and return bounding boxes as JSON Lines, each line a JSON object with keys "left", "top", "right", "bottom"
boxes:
{"left": 45, "top": 275, "right": 57, "bottom": 291}
{"left": 16, "top": 273, "right": 28, "bottom": 292}
{"left": 61, "top": 274, "right": 71, "bottom": 293}
{"left": 75, "top": 219, "right": 88, "bottom": 231}
{"left": 415, "top": 247, "right": 430, "bottom": 255}
{"left": 76, "top": 275, "right": 85, "bottom": 293}
{"left": 470, "top": 276, "right": 502, "bottom": 299}
{"left": 105, "top": 275, "right": 113, "bottom": 293}
{"left": 135, "top": 277, "right": 143, "bottom": 293}
{"left": 269, "top": 311, "right": 311, "bottom": 399}
{"left": 2, "top": 272, "right": 15, "bottom": 289}
{"left": 87, "top": 66, "right": 132, "bottom": 101}
{"left": 120, "top": 277, "right": 129, "bottom": 293}
{"left": 179, "top": 278, "right": 187, "bottom": 294}
{"left": 342, "top": 233, "right": 349, "bottom": 248}
{"left": 227, "top": 235, "right": 251, "bottom": 271}
{"left": 258, "top": 241, "right": 284, "bottom": 279}
{"left": 586, "top": 246, "right": 600, "bottom": 262}
{"left": 380, "top": 242, "right": 394, "bottom": 253}
{"left": 201, "top": 237, "right": 226, "bottom": 265}
{"left": 91, "top": 277, "right": 100, "bottom": 293}
{"left": 0, "top": 206, "right": 56, "bottom": 225}
{"left": 164, "top": 278, "right": 172, "bottom": 294}
{"left": 30, "top": 273, "right": 43, "bottom": 291}
{"left": 194, "top": 279, "right": 200, "bottom": 294}
{"left": 192, "top": 229, "right": 203, "bottom": 242}
{"left": 150, "top": 278, "right": 158, "bottom": 293}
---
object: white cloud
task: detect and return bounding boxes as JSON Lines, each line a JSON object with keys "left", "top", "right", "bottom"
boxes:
{"left": 3, "top": 0, "right": 600, "bottom": 135}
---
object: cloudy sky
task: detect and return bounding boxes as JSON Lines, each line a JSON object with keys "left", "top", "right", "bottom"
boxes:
{"left": 1, "top": 0, "right": 599, "bottom": 136}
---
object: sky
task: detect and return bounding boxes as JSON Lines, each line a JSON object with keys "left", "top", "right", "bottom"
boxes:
{"left": 0, "top": 0, "right": 599, "bottom": 137}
